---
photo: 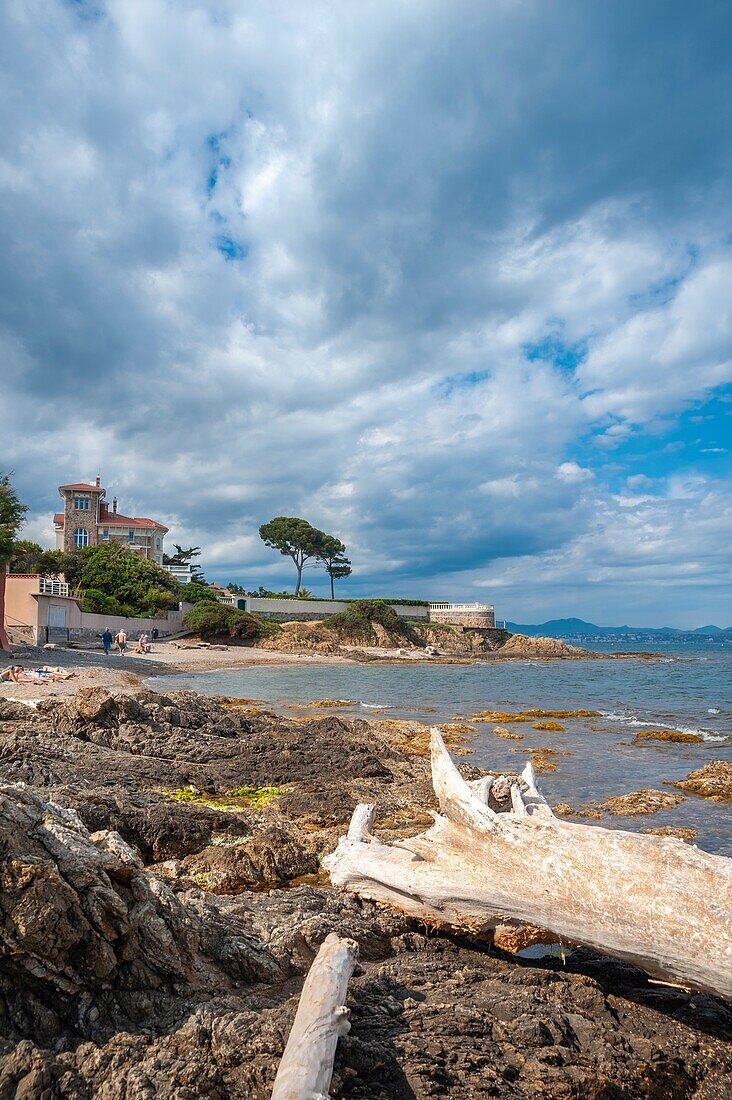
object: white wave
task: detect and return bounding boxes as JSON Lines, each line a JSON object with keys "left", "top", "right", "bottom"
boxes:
{"left": 359, "top": 701, "right": 393, "bottom": 710}
{"left": 708, "top": 708, "right": 720, "bottom": 714}
{"left": 599, "top": 711, "right": 727, "bottom": 743}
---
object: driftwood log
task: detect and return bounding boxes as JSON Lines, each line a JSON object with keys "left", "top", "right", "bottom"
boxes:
{"left": 323, "top": 730, "right": 732, "bottom": 1000}
{"left": 271, "top": 932, "right": 358, "bottom": 1100}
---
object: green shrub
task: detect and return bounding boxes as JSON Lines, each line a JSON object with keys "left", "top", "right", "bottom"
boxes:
{"left": 62, "top": 541, "right": 182, "bottom": 616}
{"left": 81, "top": 588, "right": 127, "bottom": 616}
{"left": 180, "top": 581, "right": 218, "bottom": 605}
{"left": 328, "top": 599, "right": 418, "bottom": 642}
{"left": 183, "top": 602, "right": 262, "bottom": 642}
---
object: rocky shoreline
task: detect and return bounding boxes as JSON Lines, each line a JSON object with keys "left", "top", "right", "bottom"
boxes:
{"left": 0, "top": 688, "right": 729, "bottom": 1097}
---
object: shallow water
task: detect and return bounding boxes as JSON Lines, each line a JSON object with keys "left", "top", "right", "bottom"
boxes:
{"left": 148, "top": 640, "right": 732, "bottom": 855}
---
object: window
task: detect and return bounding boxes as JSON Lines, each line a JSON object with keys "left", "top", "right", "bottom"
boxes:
{"left": 128, "top": 529, "right": 135, "bottom": 542}
{"left": 73, "top": 496, "right": 90, "bottom": 510}
{"left": 156, "top": 539, "right": 161, "bottom": 550}
{"left": 101, "top": 528, "right": 109, "bottom": 539}
{"left": 73, "top": 527, "right": 89, "bottom": 548}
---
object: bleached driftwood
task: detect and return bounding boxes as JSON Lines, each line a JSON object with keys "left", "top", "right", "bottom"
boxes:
{"left": 271, "top": 932, "right": 359, "bottom": 1100}
{"left": 323, "top": 730, "right": 732, "bottom": 999}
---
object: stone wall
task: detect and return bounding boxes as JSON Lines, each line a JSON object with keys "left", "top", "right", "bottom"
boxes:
{"left": 429, "top": 607, "right": 496, "bottom": 628}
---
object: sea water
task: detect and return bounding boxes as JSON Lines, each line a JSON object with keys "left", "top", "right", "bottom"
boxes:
{"left": 148, "top": 640, "right": 731, "bottom": 855}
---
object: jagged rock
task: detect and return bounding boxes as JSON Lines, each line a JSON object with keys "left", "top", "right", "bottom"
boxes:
{"left": 180, "top": 826, "right": 317, "bottom": 893}
{"left": 0, "top": 784, "right": 282, "bottom": 1016}
{"left": 494, "top": 634, "right": 591, "bottom": 658}
{"left": 0, "top": 689, "right": 730, "bottom": 1097}
{"left": 50, "top": 787, "right": 252, "bottom": 862}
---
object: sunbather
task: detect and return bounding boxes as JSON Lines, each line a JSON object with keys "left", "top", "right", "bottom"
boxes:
{"left": 35, "top": 666, "right": 77, "bottom": 681}
{"left": 1, "top": 665, "right": 46, "bottom": 684}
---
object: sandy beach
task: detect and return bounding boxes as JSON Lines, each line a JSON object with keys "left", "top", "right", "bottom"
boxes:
{"left": 0, "top": 640, "right": 355, "bottom": 704}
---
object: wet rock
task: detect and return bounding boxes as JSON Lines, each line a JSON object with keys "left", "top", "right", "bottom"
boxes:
{"left": 641, "top": 826, "right": 698, "bottom": 843}
{"left": 552, "top": 802, "right": 603, "bottom": 819}
{"left": 633, "top": 729, "right": 704, "bottom": 744}
{"left": 674, "top": 760, "right": 732, "bottom": 802}
{"left": 598, "top": 789, "right": 685, "bottom": 816}
{"left": 493, "top": 725, "right": 524, "bottom": 740}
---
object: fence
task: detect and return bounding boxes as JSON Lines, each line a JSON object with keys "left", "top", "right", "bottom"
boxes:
{"left": 39, "top": 578, "right": 70, "bottom": 597}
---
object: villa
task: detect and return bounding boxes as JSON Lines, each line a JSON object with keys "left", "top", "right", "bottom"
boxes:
{"left": 53, "top": 477, "right": 168, "bottom": 566}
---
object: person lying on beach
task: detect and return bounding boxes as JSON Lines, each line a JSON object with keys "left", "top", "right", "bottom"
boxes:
{"left": 35, "top": 666, "right": 77, "bottom": 681}
{"left": 134, "top": 634, "right": 150, "bottom": 654}
{"left": 1, "top": 666, "right": 49, "bottom": 684}
{"left": 1, "top": 666, "right": 24, "bottom": 683}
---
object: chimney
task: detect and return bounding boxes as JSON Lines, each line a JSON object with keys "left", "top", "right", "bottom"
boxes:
{"left": 95, "top": 475, "right": 101, "bottom": 488}
{"left": 112, "top": 497, "right": 118, "bottom": 514}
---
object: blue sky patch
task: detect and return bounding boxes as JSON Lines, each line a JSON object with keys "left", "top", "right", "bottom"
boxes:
{"left": 434, "top": 369, "right": 490, "bottom": 398}
{"left": 524, "top": 332, "right": 587, "bottom": 372}
{"left": 214, "top": 234, "right": 248, "bottom": 261}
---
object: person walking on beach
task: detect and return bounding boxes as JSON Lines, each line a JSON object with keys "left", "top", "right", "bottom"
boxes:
{"left": 101, "top": 628, "right": 113, "bottom": 656}
{"left": 151, "top": 627, "right": 159, "bottom": 642}
{"left": 115, "top": 629, "right": 127, "bottom": 655}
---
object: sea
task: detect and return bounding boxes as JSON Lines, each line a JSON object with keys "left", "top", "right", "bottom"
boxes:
{"left": 148, "top": 639, "right": 732, "bottom": 856}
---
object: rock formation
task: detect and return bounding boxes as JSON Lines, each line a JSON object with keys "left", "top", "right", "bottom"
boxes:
{"left": 0, "top": 689, "right": 730, "bottom": 1096}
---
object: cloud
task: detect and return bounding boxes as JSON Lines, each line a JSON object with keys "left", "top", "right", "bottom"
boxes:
{"left": 556, "top": 463, "right": 594, "bottom": 485}
{"left": 1, "top": 0, "right": 731, "bottom": 624}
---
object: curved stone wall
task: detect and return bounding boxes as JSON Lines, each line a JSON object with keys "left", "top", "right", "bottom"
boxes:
{"left": 429, "top": 608, "right": 496, "bottom": 628}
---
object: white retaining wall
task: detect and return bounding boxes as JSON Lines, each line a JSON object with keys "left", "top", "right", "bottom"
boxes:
{"left": 67, "top": 608, "right": 184, "bottom": 643}
{"left": 242, "top": 597, "right": 429, "bottom": 620}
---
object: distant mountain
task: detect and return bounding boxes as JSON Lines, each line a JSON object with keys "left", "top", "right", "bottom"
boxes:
{"left": 506, "top": 618, "right": 728, "bottom": 638}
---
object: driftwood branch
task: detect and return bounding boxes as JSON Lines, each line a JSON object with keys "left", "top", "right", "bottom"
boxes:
{"left": 324, "top": 729, "right": 732, "bottom": 1000}
{"left": 271, "top": 932, "right": 359, "bottom": 1100}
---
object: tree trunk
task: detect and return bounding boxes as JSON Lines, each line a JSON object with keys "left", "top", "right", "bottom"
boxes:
{"left": 294, "top": 559, "right": 303, "bottom": 596}
{"left": 329, "top": 570, "right": 334, "bottom": 600}
{"left": 271, "top": 932, "right": 358, "bottom": 1100}
{"left": 0, "top": 569, "right": 10, "bottom": 652}
{"left": 324, "top": 730, "right": 732, "bottom": 1000}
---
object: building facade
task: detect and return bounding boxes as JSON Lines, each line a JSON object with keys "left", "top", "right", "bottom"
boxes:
{"left": 54, "top": 477, "right": 168, "bottom": 565}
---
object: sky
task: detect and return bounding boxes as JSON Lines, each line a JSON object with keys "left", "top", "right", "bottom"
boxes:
{"left": 1, "top": 0, "right": 731, "bottom": 628}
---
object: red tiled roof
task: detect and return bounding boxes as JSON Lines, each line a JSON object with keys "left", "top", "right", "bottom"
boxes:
{"left": 58, "top": 483, "right": 103, "bottom": 492}
{"left": 54, "top": 511, "right": 168, "bottom": 532}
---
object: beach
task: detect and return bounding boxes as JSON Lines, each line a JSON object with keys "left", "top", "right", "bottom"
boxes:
{"left": 0, "top": 640, "right": 344, "bottom": 703}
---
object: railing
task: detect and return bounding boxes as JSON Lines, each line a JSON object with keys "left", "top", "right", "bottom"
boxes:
{"left": 429, "top": 602, "right": 494, "bottom": 612}
{"left": 39, "top": 579, "right": 70, "bottom": 597}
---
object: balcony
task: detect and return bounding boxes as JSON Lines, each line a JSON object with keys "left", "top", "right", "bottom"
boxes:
{"left": 39, "top": 578, "right": 70, "bottom": 598}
